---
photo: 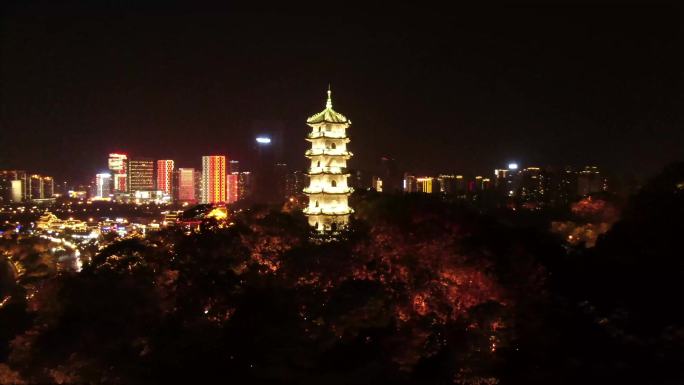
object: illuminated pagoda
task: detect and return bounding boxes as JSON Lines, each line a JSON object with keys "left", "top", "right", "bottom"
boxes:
{"left": 303, "top": 87, "right": 353, "bottom": 232}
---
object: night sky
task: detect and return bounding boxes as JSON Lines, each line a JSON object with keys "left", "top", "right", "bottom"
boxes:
{"left": 1, "top": 2, "right": 682, "bottom": 183}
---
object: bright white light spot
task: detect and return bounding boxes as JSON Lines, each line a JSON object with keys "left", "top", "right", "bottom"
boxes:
{"left": 508, "top": 162, "right": 518, "bottom": 170}
{"left": 256, "top": 137, "right": 271, "bottom": 144}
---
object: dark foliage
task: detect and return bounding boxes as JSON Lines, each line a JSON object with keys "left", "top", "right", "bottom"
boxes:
{"left": 0, "top": 163, "right": 683, "bottom": 384}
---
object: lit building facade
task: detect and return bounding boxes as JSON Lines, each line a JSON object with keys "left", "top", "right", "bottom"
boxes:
{"left": 201, "top": 155, "right": 226, "bottom": 204}
{"left": 237, "top": 171, "right": 252, "bottom": 201}
{"left": 156, "top": 160, "right": 175, "bottom": 196}
{"left": 0, "top": 170, "right": 27, "bottom": 202}
{"left": 403, "top": 173, "right": 417, "bottom": 192}
{"left": 416, "top": 177, "right": 434, "bottom": 193}
{"left": 27, "top": 175, "right": 53, "bottom": 200}
{"left": 303, "top": 88, "right": 353, "bottom": 232}
{"left": 438, "top": 174, "right": 459, "bottom": 195}
{"left": 372, "top": 176, "right": 383, "bottom": 192}
{"left": 95, "top": 173, "right": 112, "bottom": 199}
{"left": 519, "top": 167, "right": 545, "bottom": 202}
{"left": 127, "top": 158, "right": 155, "bottom": 193}
{"left": 108, "top": 153, "right": 128, "bottom": 192}
{"left": 227, "top": 172, "right": 239, "bottom": 203}
{"left": 174, "top": 168, "right": 197, "bottom": 203}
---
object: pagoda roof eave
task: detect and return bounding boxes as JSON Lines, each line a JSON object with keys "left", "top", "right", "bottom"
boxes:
{"left": 306, "top": 108, "right": 350, "bottom": 125}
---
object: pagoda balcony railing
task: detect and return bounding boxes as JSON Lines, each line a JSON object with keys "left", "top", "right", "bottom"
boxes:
{"left": 303, "top": 186, "right": 353, "bottom": 194}
{"left": 307, "top": 132, "right": 349, "bottom": 139}
{"left": 307, "top": 166, "right": 349, "bottom": 175}
{"left": 305, "top": 149, "right": 353, "bottom": 157}
{"left": 303, "top": 207, "right": 354, "bottom": 215}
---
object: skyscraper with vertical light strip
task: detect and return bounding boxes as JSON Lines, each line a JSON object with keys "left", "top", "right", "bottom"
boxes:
{"left": 156, "top": 159, "right": 175, "bottom": 196}
{"left": 201, "top": 155, "right": 226, "bottom": 204}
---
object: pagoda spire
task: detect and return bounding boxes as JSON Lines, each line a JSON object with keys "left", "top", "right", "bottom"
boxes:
{"left": 326, "top": 84, "right": 332, "bottom": 109}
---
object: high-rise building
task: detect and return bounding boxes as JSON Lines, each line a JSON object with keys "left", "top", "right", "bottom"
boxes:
{"left": 348, "top": 169, "right": 370, "bottom": 191}
{"left": 542, "top": 166, "right": 578, "bottom": 207}
{"left": 253, "top": 135, "right": 279, "bottom": 203}
{"left": 127, "top": 158, "right": 154, "bottom": 193}
{"left": 371, "top": 176, "right": 383, "bottom": 192}
{"left": 403, "top": 173, "right": 417, "bottom": 192}
{"left": 416, "top": 177, "right": 434, "bottom": 193}
{"left": 156, "top": 160, "right": 175, "bottom": 196}
{"left": 285, "top": 170, "right": 308, "bottom": 199}
{"left": 201, "top": 155, "right": 226, "bottom": 204}
{"left": 174, "top": 168, "right": 197, "bottom": 203}
{"left": 578, "top": 166, "right": 607, "bottom": 196}
{"left": 0, "top": 170, "right": 27, "bottom": 202}
{"left": 494, "top": 167, "right": 518, "bottom": 197}
{"left": 303, "top": 88, "right": 354, "bottom": 232}
{"left": 275, "top": 162, "right": 289, "bottom": 200}
{"left": 519, "top": 167, "right": 544, "bottom": 202}
{"left": 438, "top": 174, "right": 460, "bottom": 195}
{"left": 228, "top": 160, "right": 240, "bottom": 174}
{"left": 95, "top": 173, "right": 112, "bottom": 199}
{"left": 379, "top": 156, "right": 402, "bottom": 193}
{"left": 252, "top": 120, "right": 285, "bottom": 163}
{"left": 28, "top": 175, "right": 53, "bottom": 200}
{"left": 42, "top": 176, "right": 54, "bottom": 198}
{"left": 237, "top": 171, "right": 252, "bottom": 201}
{"left": 227, "top": 172, "right": 239, "bottom": 203}
{"left": 108, "top": 153, "right": 128, "bottom": 193}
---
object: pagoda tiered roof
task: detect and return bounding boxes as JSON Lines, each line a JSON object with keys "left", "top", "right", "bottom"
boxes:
{"left": 306, "top": 166, "right": 350, "bottom": 176}
{"left": 303, "top": 186, "right": 353, "bottom": 195}
{"left": 306, "top": 88, "right": 349, "bottom": 124}
{"left": 303, "top": 207, "right": 354, "bottom": 216}
{"left": 306, "top": 132, "right": 349, "bottom": 140}
{"left": 305, "top": 149, "right": 353, "bottom": 158}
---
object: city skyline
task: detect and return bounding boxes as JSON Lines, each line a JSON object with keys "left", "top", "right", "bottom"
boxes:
{"left": 2, "top": 3, "right": 681, "bottom": 183}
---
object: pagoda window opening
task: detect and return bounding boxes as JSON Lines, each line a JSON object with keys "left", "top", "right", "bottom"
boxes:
{"left": 330, "top": 142, "right": 336, "bottom": 149}
{"left": 315, "top": 200, "right": 319, "bottom": 208}
{"left": 331, "top": 180, "right": 337, "bottom": 188}
{"left": 317, "top": 160, "right": 321, "bottom": 167}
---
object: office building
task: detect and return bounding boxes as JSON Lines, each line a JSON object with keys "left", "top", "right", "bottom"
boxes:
{"left": 578, "top": 166, "right": 607, "bottom": 196}
{"left": 403, "top": 173, "right": 417, "bottom": 192}
{"left": 201, "top": 155, "right": 226, "bottom": 204}
{"left": 227, "top": 172, "right": 239, "bottom": 203}
{"left": 174, "top": 168, "right": 197, "bottom": 203}
{"left": 275, "top": 162, "right": 289, "bottom": 200}
{"left": 108, "top": 153, "right": 128, "bottom": 193}
{"left": 416, "top": 177, "right": 434, "bottom": 193}
{"left": 95, "top": 173, "right": 112, "bottom": 199}
{"left": 127, "top": 158, "right": 154, "bottom": 193}
{"left": 379, "top": 156, "right": 402, "bottom": 192}
{"left": 0, "top": 170, "right": 27, "bottom": 202}
{"left": 237, "top": 171, "right": 253, "bottom": 201}
{"left": 156, "top": 160, "right": 175, "bottom": 196}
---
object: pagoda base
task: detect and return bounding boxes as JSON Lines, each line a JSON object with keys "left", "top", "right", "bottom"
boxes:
{"left": 307, "top": 214, "right": 350, "bottom": 232}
